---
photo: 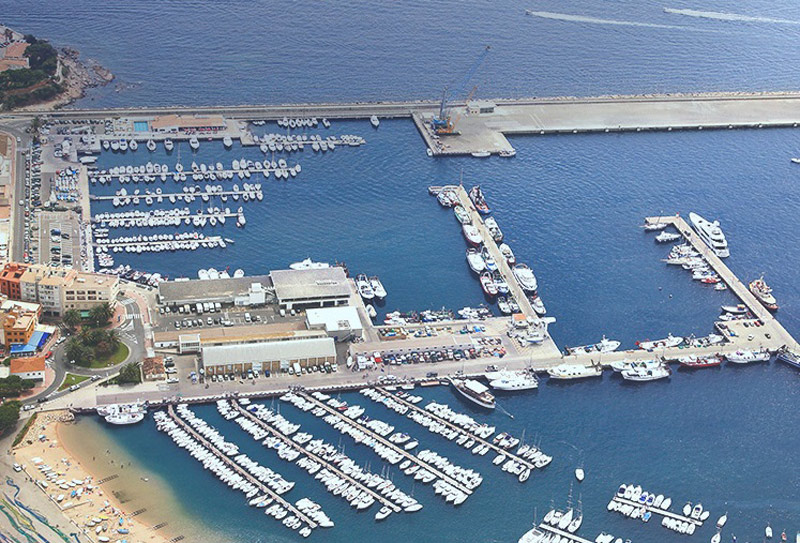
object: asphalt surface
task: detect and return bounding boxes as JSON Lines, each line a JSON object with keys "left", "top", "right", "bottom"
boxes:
{"left": 0, "top": 120, "right": 31, "bottom": 262}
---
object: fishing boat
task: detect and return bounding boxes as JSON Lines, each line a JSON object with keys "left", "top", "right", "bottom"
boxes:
{"left": 471, "top": 151, "right": 491, "bottom": 158}
{"left": 356, "top": 274, "right": 375, "bottom": 300}
{"left": 643, "top": 221, "right": 668, "bottom": 231}
{"left": 370, "top": 115, "right": 380, "bottom": 128}
{"left": 189, "top": 136, "right": 200, "bottom": 150}
{"left": 622, "top": 363, "right": 671, "bottom": 381}
{"left": 480, "top": 271, "right": 498, "bottom": 296}
{"left": 749, "top": 277, "right": 778, "bottom": 311}
{"left": 529, "top": 295, "right": 546, "bottom": 316}
{"left": 655, "top": 231, "right": 681, "bottom": 243}
{"left": 678, "top": 354, "right": 723, "bottom": 368}
{"left": 468, "top": 186, "right": 491, "bottom": 214}
{"left": 547, "top": 364, "right": 603, "bottom": 380}
{"left": 484, "top": 216, "right": 503, "bottom": 242}
{"left": 512, "top": 263, "right": 538, "bottom": 292}
{"left": 689, "top": 212, "right": 730, "bottom": 258}
{"left": 499, "top": 243, "right": 516, "bottom": 265}
{"left": 610, "top": 359, "right": 659, "bottom": 373}
{"left": 726, "top": 348, "right": 771, "bottom": 364}
{"left": 462, "top": 224, "right": 483, "bottom": 246}
{"left": 369, "top": 276, "right": 387, "bottom": 299}
{"left": 454, "top": 205, "right": 471, "bottom": 224}
{"left": 451, "top": 378, "right": 496, "bottom": 409}
{"left": 466, "top": 248, "right": 486, "bottom": 273}
{"left": 566, "top": 336, "right": 621, "bottom": 355}
{"left": 637, "top": 333, "right": 683, "bottom": 350}
{"left": 289, "top": 258, "right": 330, "bottom": 270}
{"left": 776, "top": 346, "right": 800, "bottom": 369}
{"left": 105, "top": 411, "right": 145, "bottom": 425}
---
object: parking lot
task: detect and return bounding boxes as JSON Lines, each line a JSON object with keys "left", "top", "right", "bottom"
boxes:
{"left": 35, "top": 210, "right": 81, "bottom": 268}
{"left": 153, "top": 302, "right": 304, "bottom": 333}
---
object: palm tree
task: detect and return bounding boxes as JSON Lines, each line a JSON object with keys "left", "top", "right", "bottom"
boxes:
{"left": 89, "top": 303, "right": 113, "bottom": 328}
{"left": 63, "top": 309, "right": 81, "bottom": 330}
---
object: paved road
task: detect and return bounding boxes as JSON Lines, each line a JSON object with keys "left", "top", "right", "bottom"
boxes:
{"left": 0, "top": 121, "right": 31, "bottom": 261}
{"left": 22, "top": 294, "right": 144, "bottom": 406}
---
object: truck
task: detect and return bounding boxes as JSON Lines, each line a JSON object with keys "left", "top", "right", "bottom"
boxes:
{"left": 195, "top": 303, "right": 203, "bottom": 314}
{"left": 214, "top": 302, "right": 222, "bottom": 312}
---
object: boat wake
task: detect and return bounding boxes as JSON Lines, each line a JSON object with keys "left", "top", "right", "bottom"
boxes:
{"left": 664, "top": 8, "right": 800, "bottom": 25}
{"left": 524, "top": 10, "right": 716, "bottom": 32}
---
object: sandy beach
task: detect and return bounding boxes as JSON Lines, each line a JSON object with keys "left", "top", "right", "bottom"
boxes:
{"left": 11, "top": 410, "right": 171, "bottom": 543}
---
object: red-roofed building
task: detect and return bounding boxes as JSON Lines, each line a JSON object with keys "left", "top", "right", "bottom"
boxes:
{"left": 10, "top": 355, "right": 45, "bottom": 380}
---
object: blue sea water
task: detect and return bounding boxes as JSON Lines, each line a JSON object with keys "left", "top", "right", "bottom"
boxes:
{"left": 5, "top": 0, "right": 800, "bottom": 540}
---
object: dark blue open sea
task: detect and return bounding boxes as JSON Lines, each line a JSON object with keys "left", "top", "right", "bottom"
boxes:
{"left": 4, "top": 0, "right": 799, "bottom": 540}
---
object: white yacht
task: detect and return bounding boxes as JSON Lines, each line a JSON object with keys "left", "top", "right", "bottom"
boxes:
{"left": 518, "top": 525, "right": 547, "bottom": 543}
{"left": 223, "top": 136, "right": 233, "bottom": 148}
{"left": 547, "top": 364, "right": 602, "bottom": 380}
{"left": 370, "top": 115, "right": 380, "bottom": 128}
{"left": 512, "top": 263, "right": 538, "bottom": 292}
{"left": 369, "top": 276, "right": 387, "bottom": 299}
{"left": 489, "top": 372, "right": 539, "bottom": 391}
{"left": 164, "top": 138, "right": 174, "bottom": 151}
{"left": 637, "top": 333, "right": 683, "bottom": 351}
{"left": 146, "top": 139, "right": 156, "bottom": 151}
{"left": 689, "top": 212, "right": 729, "bottom": 258}
{"left": 356, "top": 274, "right": 375, "bottom": 300}
{"left": 289, "top": 258, "right": 330, "bottom": 270}
{"left": 189, "top": 136, "right": 200, "bottom": 150}
{"left": 725, "top": 348, "right": 771, "bottom": 364}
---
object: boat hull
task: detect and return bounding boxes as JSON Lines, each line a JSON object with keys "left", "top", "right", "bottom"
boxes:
{"left": 453, "top": 383, "right": 495, "bottom": 409}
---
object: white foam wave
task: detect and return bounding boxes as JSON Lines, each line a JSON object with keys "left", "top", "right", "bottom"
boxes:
{"left": 525, "top": 10, "right": 713, "bottom": 31}
{"left": 664, "top": 8, "right": 800, "bottom": 25}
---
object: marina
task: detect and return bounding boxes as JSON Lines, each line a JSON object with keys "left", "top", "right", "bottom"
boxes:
{"left": 161, "top": 404, "right": 319, "bottom": 534}
{"left": 290, "top": 390, "right": 478, "bottom": 501}
{"left": 226, "top": 399, "right": 408, "bottom": 518}
{"left": 364, "top": 386, "right": 547, "bottom": 477}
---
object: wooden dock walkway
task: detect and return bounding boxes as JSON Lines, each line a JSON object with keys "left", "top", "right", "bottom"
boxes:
{"left": 294, "top": 391, "right": 474, "bottom": 496}
{"left": 231, "top": 400, "right": 403, "bottom": 513}
{"left": 374, "top": 387, "right": 540, "bottom": 473}
{"left": 611, "top": 495, "right": 704, "bottom": 526}
{"left": 166, "top": 405, "right": 318, "bottom": 529}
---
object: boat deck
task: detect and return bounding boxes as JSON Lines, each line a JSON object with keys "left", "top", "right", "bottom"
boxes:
{"left": 166, "top": 405, "right": 318, "bottom": 529}
{"left": 374, "top": 387, "right": 541, "bottom": 472}
{"left": 537, "top": 521, "right": 597, "bottom": 543}
{"left": 231, "top": 400, "right": 403, "bottom": 514}
{"left": 294, "top": 391, "right": 474, "bottom": 497}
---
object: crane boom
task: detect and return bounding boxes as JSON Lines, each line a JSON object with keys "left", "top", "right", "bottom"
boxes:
{"left": 432, "top": 45, "right": 491, "bottom": 135}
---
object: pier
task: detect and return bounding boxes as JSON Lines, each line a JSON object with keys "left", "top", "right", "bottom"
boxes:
{"left": 90, "top": 188, "right": 260, "bottom": 205}
{"left": 644, "top": 214, "right": 796, "bottom": 347}
{"left": 17, "top": 92, "right": 800, "bottom": 157}
{"left": 293, "top": 391, "right": 474, "bottom": 497}
{"left": 231, "top": 401, "right": 403, "bottom": 514}
{"left": 89, "top": 165, "right": 297, "bottom": 182}
{"left": 537, "top": 522, "right": 596, "bottom": 543}
{"left": 372, "top": 386, "right": 540, "bottom": 473}
{"left": 455, "top": 185, "right": 539, "bottom": 322}
{"left": 94, "top": 235, "right": 226, "bottom": 249}
{"left": 165, "top": 405, "right": 318, "bottom": 529}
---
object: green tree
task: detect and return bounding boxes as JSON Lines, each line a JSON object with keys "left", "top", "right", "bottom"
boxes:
{"left": 89, "top": 303, "right": 113, "bottom": 328}
{"left": 65, "top": 338, "right": 93, "bottom": 366}
{"left": 0, "top": 401, "right": 21, "bottom": 437}
{"left": 0, "top": 376, "right": 35, "bottom": 399}
{"left": 62, "top": 309, "right": 81, "bottom": 330}
{"left": 117, "top": 362, "right": 141, "bottom": 384}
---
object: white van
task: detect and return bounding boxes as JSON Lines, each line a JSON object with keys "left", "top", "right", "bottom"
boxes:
{"left": 244, "top": 312, "right": 252, "bottom": 323}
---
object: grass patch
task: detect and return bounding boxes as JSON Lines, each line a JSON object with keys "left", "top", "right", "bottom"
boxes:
{"left": 87, "top": 343, "right": 129, "bottom": 368}
{"left": 12, "top": 413, "right": 37, "bottom": 448}
{"left": 58, "top": 373, "right": 90, "bottom": 392}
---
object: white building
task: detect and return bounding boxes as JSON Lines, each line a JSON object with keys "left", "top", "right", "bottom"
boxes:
{"left": 305, "top": 306, "right": 363, "bottom": 342}
{"left": 201, "top": 337, "right": 336, "bottom": 376}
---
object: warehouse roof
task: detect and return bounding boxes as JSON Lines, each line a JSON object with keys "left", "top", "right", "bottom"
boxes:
{"left": 158, "top": 275, "right": 271, "bottom": 305}
{"left": 202, "top": 337, "right": 335, "bottom": 366}
{"left": 269, "top": 268, "right": 350, "bottom": 301}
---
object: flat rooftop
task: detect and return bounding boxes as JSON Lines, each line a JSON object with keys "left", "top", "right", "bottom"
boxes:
{"left": 270, "top": 267, "right": 351, "bottom": 301}
{"left": 158, "top": 274, "right": 271, "bottom": 305}
{"left": 154, "top": 321, "right": 319, "bottom": 345}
